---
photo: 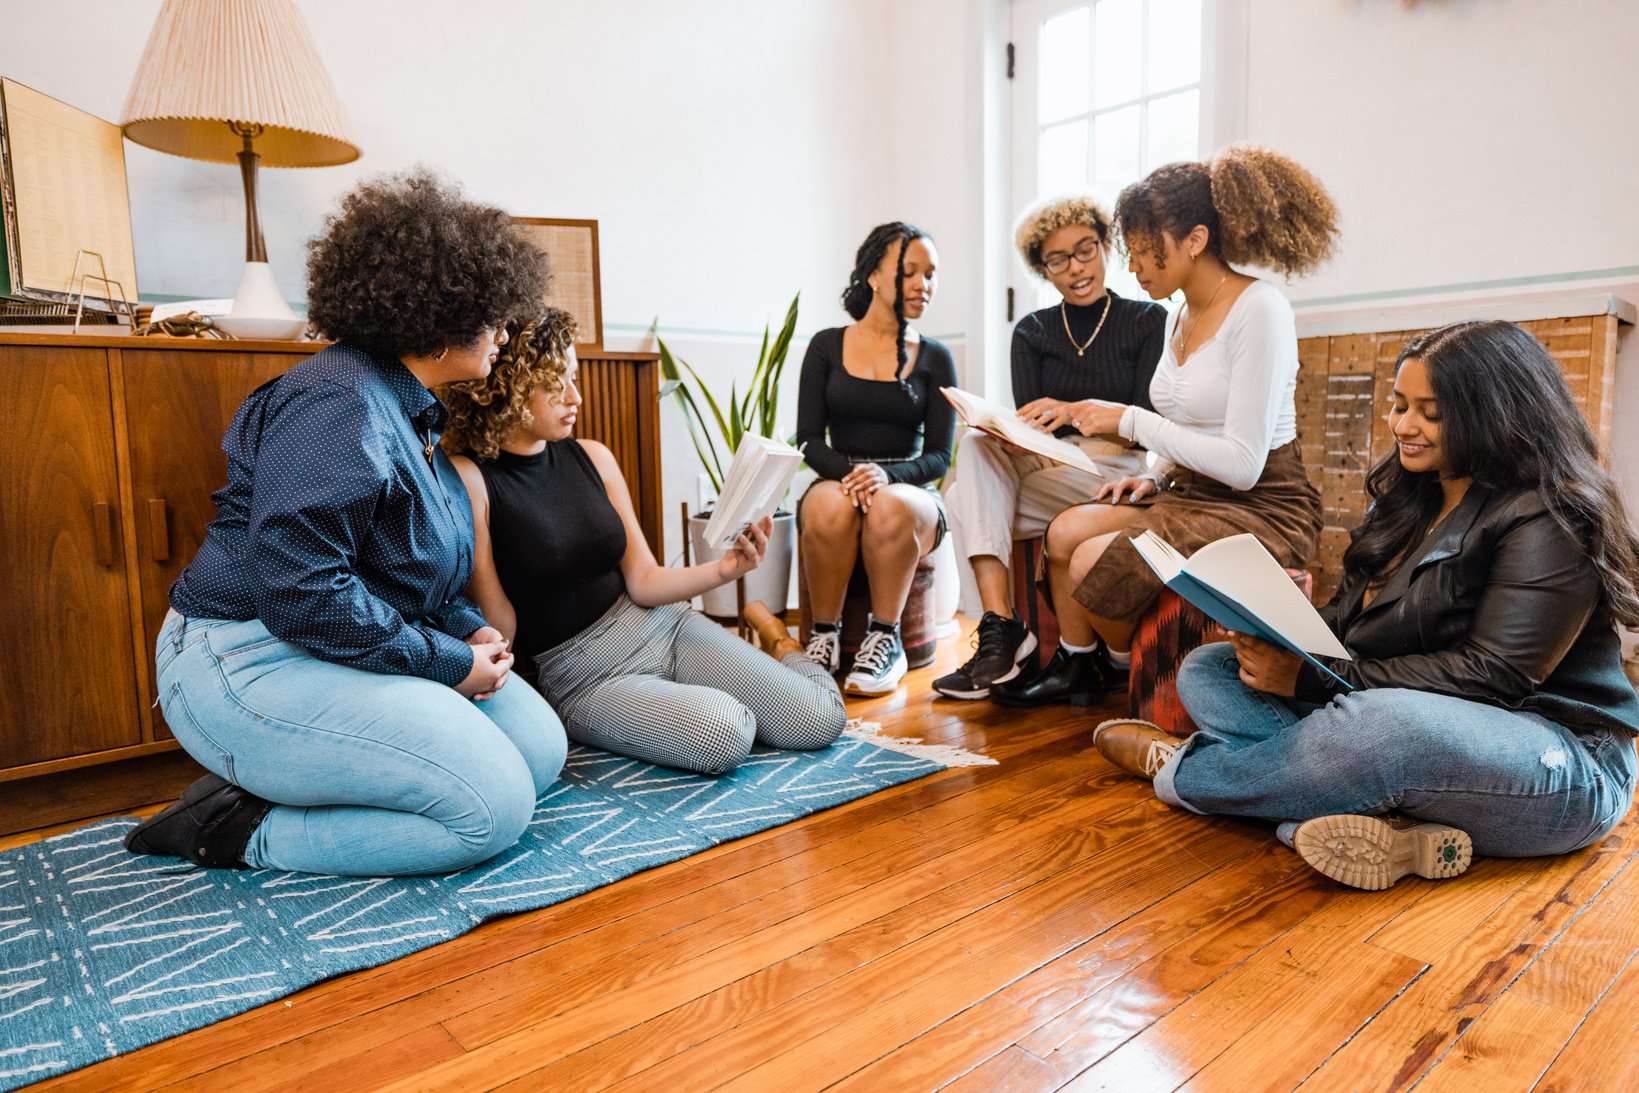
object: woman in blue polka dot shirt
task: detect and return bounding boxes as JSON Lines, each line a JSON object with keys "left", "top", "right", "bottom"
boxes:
{"left": 125, "top": 170, "right": 569, "bottom": 876}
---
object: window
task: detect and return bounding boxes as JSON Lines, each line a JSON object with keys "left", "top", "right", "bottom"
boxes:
{"left": 1012, "top": 0, "right": 1208, "bottom": 306}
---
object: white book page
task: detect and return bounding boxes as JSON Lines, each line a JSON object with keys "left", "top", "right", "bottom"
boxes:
{"left": 701, "top": 437, "right": 803, "bottom": 549}
{"left": 940, "top": 387, "right": 1105, "bottom": 477}
{"left": 1129, "top": 530, "right": 1185, "bottom": 583}
{"left": 1184, "top": 534, "right": 1350, "bottom": 659}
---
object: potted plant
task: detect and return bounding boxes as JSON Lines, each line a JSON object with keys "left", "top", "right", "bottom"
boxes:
{"left": 659, "top": 293, "right": 801, "bottom": 618}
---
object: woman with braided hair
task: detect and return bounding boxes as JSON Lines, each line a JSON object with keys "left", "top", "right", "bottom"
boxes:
{"left": 997, "top": 144, "right": 1334, "bottom": 708}
{"left": 796, "top": 222, "right": 957, "bottom": 695}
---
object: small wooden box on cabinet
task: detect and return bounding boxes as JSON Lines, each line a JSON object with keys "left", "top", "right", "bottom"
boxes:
{"left": 0, "top": 332, "right": 660, "bottom": 834}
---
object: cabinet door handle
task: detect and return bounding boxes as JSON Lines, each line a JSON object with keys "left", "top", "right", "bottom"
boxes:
{"left": 92, "top": 502, "right": 115, "bottom": 566}
{"left": 147, "top": 499, "right": 170, "bottom": 561}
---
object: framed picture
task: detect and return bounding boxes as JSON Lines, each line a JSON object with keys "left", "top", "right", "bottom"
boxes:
{"left": 512, "top": 217, "right": 602, "bottom": 349}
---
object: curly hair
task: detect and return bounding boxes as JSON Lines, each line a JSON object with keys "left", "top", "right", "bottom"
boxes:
{"left": 1113, "top": 143, "right": 1339, "bottom": 276}
{"left": 839, "top": 221, "right": 931, "bottom": 400}
{"left": 1013, "top": 194, "right": 1112, "bottom": 275}
{"left": 437, "top": 308, "right": 578, "bottom": 460}
{"left": 305, "top": 168, "right": 548, "bottom": 359}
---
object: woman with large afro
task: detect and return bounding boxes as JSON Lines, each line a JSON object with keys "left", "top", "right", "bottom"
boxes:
{"left": 125, "top": 170, "right": 568, "bottom": 877}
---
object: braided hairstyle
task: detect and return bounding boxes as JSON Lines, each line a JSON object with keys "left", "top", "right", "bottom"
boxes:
{"left": 840, "top": 221, "right": 931, "bottom": 400}
{"left": 1113, "top": 143, "right": 1338, "bottom": 276}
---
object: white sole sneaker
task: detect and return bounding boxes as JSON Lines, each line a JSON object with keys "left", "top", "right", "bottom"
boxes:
{"left": 1293, "top": 815, "right": 1473, "bottom": 890}
{"left": 844, "top": 658, "right": 908, "bottom": 696}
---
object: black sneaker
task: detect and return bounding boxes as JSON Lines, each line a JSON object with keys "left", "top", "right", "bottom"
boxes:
{"left": 932, "top": 613, "right": 1038, "bottom": 700}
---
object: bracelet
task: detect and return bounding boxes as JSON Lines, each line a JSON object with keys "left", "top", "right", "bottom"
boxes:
{"left": 1118, "top": 405, "right": 1139, "bottom": 443}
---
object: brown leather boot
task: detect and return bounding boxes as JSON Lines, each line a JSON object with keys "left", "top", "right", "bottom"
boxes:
{"left": 1092, "top": 718, "right": 1182, "bottom": 780}
{"left": 744, "top": 601, "right": 805, "bottom": 660}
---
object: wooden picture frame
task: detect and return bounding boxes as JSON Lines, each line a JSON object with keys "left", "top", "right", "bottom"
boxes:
{"left": 512, "top": 217, "right": 602, "bottom": 350}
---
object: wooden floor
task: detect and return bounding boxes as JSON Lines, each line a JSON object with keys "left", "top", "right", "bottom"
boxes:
{"left": 13, "top": 618, "right": 1639, "bottom": 1092}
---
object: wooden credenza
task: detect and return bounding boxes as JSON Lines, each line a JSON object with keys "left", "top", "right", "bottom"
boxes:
{"left": 0, "top": 332, "right": 659, "bottom": 833}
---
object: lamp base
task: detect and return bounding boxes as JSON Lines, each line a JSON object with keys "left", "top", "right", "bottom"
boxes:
{"left": 215, "top": 262, "right": 306, "bottom": 340}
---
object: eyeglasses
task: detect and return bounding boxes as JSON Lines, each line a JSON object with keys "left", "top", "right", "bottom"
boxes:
{"left": 1042, "top": 238, "right": 1103, "bottom": 274}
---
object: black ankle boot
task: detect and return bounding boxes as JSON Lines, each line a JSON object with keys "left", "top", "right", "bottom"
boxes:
{"left": 1094, "top": 641, "right": 1130, "bottom": 694}
{"left": 991, "top": 645, "right": 1105, "bottom": 707}
{"left": 124, "top": 774, "right": 274, "bottom": 869}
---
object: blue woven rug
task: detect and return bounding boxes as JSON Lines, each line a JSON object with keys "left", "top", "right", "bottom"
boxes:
{"left": 0, "top": 723, "right": 991, "bottom": 1089}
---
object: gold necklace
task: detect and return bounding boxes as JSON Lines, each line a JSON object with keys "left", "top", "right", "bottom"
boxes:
{"left": 423, "top": 426, "right": 436, "bottom": 467}
{"left": 1060, "top": 292, "right": 1111, "bottom": 358}
{"left": 1174, "top": 273, "right": 1230, "bottom": 365}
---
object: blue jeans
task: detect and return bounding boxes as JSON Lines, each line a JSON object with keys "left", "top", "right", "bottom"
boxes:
{"left": 156, "top": 612, "right": 567, "bottom": 875}
{"left": 1158, "top": 643, "right": 1637, "bottom": 858}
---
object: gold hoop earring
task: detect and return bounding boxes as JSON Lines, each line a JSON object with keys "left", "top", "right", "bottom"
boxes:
{"left": 433, "top": 348, "right": 448, "bottom": 361}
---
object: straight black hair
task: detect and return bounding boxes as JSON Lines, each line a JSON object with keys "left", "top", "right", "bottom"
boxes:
{"left": 1344, "top": 320, "right": 1639, "bottom": 624}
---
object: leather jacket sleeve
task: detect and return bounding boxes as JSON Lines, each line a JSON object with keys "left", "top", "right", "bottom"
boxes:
{"left": 1295, "top": 508, "right": 1600, "bottom": 704}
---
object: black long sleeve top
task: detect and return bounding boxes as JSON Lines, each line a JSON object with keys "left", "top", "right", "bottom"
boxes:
{"left": 1010, "top": 291, "right": 1167, "bottom": 437}
{"left": 795, "top": 326, "right": 957, "bottom": 486}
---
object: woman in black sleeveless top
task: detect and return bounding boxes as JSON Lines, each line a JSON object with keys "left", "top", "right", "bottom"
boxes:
{"left": 439, "top": 310, "right": 847, "bottom": 776}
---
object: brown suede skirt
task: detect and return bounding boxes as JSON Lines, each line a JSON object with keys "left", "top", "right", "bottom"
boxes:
{"left": 1069, "top": 440, "right": 1322, "bottom": 623}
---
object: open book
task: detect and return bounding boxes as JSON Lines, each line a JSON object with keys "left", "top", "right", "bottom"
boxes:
{"left": 700, "top": 435, "right": 805, "bottom": 551}
{"left": 1129, "top": 530, "right": 1354, "bottom": 690}
{"left": 940, "top": 387, "right": 1106, "bottom": 478}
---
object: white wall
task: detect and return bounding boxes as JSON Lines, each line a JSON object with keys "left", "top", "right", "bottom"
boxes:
{"left": 0, "top": 0, "right": 970, "bottom": 561}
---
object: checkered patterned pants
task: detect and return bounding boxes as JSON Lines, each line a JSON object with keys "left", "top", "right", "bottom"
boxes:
{"left": 533, "top": 597, "right": 848, "bottom": 775}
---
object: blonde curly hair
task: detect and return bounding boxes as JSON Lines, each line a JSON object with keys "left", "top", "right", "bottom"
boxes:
{"left": 1013, "top": 194, "right": 1113, "bottom": 275}
{"left": 438, "top": 308, "right": 578, "bottom": 460}
{"left": 1113, "top": 143, "right": 1339, "bottom": 276}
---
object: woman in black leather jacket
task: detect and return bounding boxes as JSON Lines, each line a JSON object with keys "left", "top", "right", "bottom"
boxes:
{"left": 1091, "top": 320, "right": 1639, "bottom": 889}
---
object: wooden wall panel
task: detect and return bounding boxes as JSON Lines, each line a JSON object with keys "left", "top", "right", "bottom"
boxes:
{"left": 1295, "top": 314, "right": 1621, "bottom": 603}
{"left": 576, "top": 351, "right": 663, "bottom": 558}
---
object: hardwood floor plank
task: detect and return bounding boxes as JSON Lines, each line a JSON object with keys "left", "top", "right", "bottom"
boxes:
{"left": 1533, "top": 952, "right": 1639, "bottom": 1093}
{"left": 1297, "top": 835, "right": 1634, "bottom": 1092}
{"left": 828, "top": 840, "right": 1318, "bottom": 1091}
{"left": 1052, "top": 880, "right": 1431, "bottom": 1091}
{"left": 594, "top": 819, "right": 1256, "bottom": 1092}
{"left": 388, "top": 790, "right": 1182, "bottom": 1091}
{"left": 940, "top": 1044, "right": 1064, "bottom": 1092}
{"left": 1410, "top": 848, "right": 1639, "bottom": 1090}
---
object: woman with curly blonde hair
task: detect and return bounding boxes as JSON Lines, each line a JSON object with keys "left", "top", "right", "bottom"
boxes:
{"left": 440, "top": 311, "right": 847, "bottom": 776}
{"left": 997, "top": 144, "right": 1335, "bottom": 709}
{"left": 934, "top": 195, "right": 1166, "bottom": 701}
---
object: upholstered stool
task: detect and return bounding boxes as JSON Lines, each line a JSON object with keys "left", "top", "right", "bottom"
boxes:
{"left": 1131, "top": 569, "right": 1315, "bottom": 737}
{"left": 798, "top": 553, "right": 939, "bottom": 670}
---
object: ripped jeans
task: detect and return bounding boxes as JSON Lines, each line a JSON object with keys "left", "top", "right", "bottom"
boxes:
{"left": 1156, "top": 643, "right": 1638, "bottom": 858}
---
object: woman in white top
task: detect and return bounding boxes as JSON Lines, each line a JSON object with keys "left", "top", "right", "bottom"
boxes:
{"left": 995, "top": 144, "right": 1337, "bottom": 708}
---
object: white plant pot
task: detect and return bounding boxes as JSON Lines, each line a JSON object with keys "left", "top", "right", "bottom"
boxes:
{"left": 690, "top": 511, "right": 796, "bottom": 620}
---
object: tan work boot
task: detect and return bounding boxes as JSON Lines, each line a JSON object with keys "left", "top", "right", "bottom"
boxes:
{"left": 1293, "top": 815, "right": 1472, "bottom": 890}
{"left": 1092, "top": 718, "right": 1182, "bottom": 780}
{"left": 744, "top": 601, "right": 805, "bottom": 661}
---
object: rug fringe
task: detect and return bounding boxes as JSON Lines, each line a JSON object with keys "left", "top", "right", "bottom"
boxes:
{"left": 844, "top": 719, "right": 998, "bottom": 768}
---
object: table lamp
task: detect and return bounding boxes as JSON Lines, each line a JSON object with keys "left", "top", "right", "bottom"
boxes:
{"left": 121, "top": 0, "right": 360, "bottom": 339}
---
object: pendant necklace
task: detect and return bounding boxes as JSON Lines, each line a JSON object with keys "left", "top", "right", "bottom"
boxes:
{"left": 1060, "top": 293, "right": 1110, "bottom": 357}
{"left": 423, "top": 426, "right": 436, "bottom": 468}
{"left": 1174, "top": 272, "right": 1229, "bottom": 365}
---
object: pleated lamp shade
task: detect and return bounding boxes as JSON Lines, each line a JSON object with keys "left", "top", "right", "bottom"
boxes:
{"left": 121, "top": 0, "right": 359, "bottom": 168}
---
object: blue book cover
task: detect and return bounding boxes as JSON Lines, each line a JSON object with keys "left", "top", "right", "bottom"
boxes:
{"left": 1130, "top": 531, "right": 1354, "bottom": 691}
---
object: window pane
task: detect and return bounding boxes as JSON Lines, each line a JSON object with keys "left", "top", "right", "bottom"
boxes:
{"left": 1145, "top": 89, "right": 1199, "bottom": 171}
{"left": 1039, "top": 8, "right": 1090, "bottom": 124}
{"left": 1146, "top": 0, "right": 1201, "bottom": 94}
{"left": 1040, "top": 119, "right": 1089, "bottom": 196}
{"left": 1093, "top": 0, "right": 1142, "bottom": 108}
{"left": 1091, "top": 104, "right": 1141, "bottom": 200}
